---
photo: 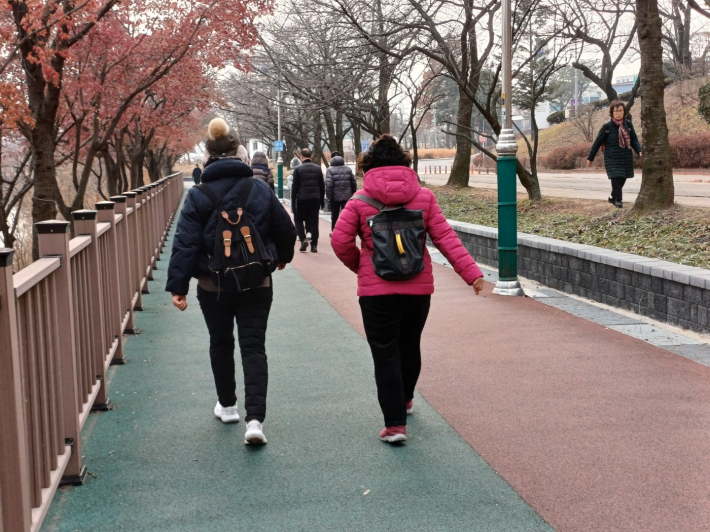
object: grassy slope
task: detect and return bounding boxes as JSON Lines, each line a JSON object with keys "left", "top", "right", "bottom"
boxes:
{"left": 432, "top": 186, "right": 710, "bottom": 270}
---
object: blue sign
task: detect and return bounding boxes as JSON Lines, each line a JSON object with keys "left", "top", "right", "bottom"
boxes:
{"left": 360, "top": 141, "right": 370, "bottom": 152}
{"left": 274, "top": 140, "right": 284, "bottom": 152}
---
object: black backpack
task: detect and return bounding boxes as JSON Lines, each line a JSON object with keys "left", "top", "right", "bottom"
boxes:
{"left": 197, "top": 178, "right": 273, "bottom": 294}
{"left": 352, "top": 194, "right": 426, "bottom": 280}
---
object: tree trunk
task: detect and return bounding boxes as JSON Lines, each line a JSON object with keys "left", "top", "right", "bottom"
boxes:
{"left": 410, "top": 120, "right": 419, "bottom": 175}
{"left": 335, "top": 111, "right": 345, "bottom": 153}
{"left": 447, "top": 88, "right": 473, "bottom": 187}
{"left": 353, "top": 125, "right": 363, "bottom": 177}
{"left": 633, "top": 0, "right": 675, "bottom": 212}
{"left": 323, "top": 110, "right": 337, "bottom": 154}
{"left": 312, "top": 113, "right": 324, "bottom": 166}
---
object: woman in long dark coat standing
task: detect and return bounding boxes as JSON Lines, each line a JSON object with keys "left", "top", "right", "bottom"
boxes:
{"left": 587, "top": 101, "right": 643, "bottom": 208}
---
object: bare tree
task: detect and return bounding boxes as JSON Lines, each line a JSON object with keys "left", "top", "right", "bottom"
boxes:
{"left": 568, "top": 103, "right": 601, "bottom": 141}
{"left": 555, "top": 0, "right": 641, "bottom": 107}
{"left": 660, "top": 0, "right": 694, "bottom": 70}
{"left": 0, "top": 128, "right": 33, "bottom": 253}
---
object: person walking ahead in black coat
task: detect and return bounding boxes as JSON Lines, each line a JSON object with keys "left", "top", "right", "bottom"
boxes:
{"left": 291, "top": 148, "right": 324, "bottom": 253}
{"left": 587, "top": 101, "right": 643, "bottom": 208}
{"left": 325, "top": 151, "right": 357, "bottom": 232}
{"left": 192, "top": 164, "right": 202, "bottom": 184}
{"left": 166, "top": 118, "right": 296, "bottom": 445}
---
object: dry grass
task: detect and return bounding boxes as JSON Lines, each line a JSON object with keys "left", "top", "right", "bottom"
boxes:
{"left": 415, "top": 148, "right": 458, "bottom": 159}
{"left": 432, "top": 185, "right": 710, "bottom": 270}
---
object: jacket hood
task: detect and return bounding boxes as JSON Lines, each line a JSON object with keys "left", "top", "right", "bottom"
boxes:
{"left": 201, "top": 158, "right": 253, "bottom": 183}
{"left": 251, "top": 151, "right": 269, "bottom": 166}
{"left": 330, "top": 156, "right": 345, "bottom": 166}
{"left": 362, "top": 166, "right": 420, "bottom": 205}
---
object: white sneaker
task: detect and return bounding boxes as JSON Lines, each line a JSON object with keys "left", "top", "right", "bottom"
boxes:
{"left": 244, "top": 420, "right": 267, "bottom": 445}
{"left": 306, "top": 232, "right": 312, "bottom": 242}
{"left": 214, "top": 401, "right": 240, "bottom": 423}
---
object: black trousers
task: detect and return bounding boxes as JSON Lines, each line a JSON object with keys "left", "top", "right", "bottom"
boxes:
{"left": 330, "top": 200, "right": 348, "bottom": 230}
{"left": 196, "top": 285, "right": 273, "bottom": 422}
{"left": 610, "top": 178, "right": 627, "bottom": 202}
{"left": 359, "top": 295, "right": 431, "bottom": 427}
{"left": 294, "top": 198, "right": 320, "bottom": 244}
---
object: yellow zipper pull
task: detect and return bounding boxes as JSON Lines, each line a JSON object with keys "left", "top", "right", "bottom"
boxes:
{"left": 395, "top": 233, "right": 405, "bottom": 255}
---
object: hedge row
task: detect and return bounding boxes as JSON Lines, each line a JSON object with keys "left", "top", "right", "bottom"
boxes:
{"left": 538, "top": 133, "right": 710, "bottom": 169}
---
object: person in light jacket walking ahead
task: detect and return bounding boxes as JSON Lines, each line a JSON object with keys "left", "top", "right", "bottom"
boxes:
{"left": 587, "top": 101, "right": 642, "bottom": 208}
{"left": 331, "top": 135, "right": 485, "bottom": 444}
{"left": 326, "top": 151, "right": 357, "bottom": 232}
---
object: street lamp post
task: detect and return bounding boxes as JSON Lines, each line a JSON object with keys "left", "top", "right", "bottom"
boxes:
{"left": 276, "top": 71, "right": 284, "bottom": 200}
{"left": 494, "top": 0, "right": 524, "bottom": 296}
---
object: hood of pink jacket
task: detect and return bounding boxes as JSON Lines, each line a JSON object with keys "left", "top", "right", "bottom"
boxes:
{"left": 362, "top": 166, "right": 420, "bottom": 205}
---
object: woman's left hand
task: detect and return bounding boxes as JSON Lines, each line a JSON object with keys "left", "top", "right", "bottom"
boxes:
{"left": 472, "top": 277, "right": 485, "bottom": 295}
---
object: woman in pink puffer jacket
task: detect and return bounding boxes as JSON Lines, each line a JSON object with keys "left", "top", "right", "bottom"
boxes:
{"left": 331, "top": 135, "right": 484, "bottom": 444}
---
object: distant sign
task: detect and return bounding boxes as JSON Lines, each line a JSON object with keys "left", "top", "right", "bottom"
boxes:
{"left": 360, "top": 141, "right": 370, "bottom": 152}
{"left": 274, "top": 140, "right": 284, "bottom": 152}
{"left": 479, "top": 135, "right": 486, "bottom": 144}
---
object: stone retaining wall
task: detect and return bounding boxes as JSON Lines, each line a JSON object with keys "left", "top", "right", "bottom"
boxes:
{"left": 446, "top": 221, "right": 710, "bottom": 334}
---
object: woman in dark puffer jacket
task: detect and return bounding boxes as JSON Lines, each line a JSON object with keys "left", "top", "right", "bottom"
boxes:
{"left": 251, "top": 151, "right": 275, "bottom": 193}
{"left": 167, "top": 118, "right": 296, "bottom": 445}
{"left": 587, "top": 101, "right": 643, "bottom": 208}
{"left": 326, "top": 151, "right": 357, "bottom": 231}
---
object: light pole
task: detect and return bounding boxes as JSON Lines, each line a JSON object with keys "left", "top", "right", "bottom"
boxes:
{"left": 276, "top": 70, "right": 284, "bottom": 200}
{"left": 494, "top": 0, "right": 524, "bottom": 296}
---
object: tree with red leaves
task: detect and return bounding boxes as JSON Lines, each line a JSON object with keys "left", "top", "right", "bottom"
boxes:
{"left": 1, "top": 0, "right": 270, "bottom": 252}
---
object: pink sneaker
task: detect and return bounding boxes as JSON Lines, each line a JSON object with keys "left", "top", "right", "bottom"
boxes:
{"left": 380, "top": 426, "right": 407, "bottom": 443}
{"left": 406, "top": 399, "right": 413, "bottom": 415}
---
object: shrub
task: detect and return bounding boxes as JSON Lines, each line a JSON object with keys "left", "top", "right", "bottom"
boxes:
{"left": 699, "top": 83, "right": 710, "bottom": 125}
{"left": 547, "top": 110, "right": 566, "bottom": 125}
{"left": 539, "top": 142, "right": 593, "bottom": 169}
{"left": 669, "top": 133, "right": 710, "bottom": 168}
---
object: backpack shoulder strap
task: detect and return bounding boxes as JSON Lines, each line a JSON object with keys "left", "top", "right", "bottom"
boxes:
{"left": 237, "top": 177, "right": 256, "bottom": 210}
{"left": 352, "top": 193, "right": 386, "bottom": 211}
{"left": 196, "top": 183, "right": 223, "bottom": 212}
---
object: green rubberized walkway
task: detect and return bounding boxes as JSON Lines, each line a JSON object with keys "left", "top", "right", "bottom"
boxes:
{"left": 42, "top": 223, "right": 551, "bottom": 532}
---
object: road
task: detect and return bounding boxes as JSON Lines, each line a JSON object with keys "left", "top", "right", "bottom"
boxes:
{"left": 416, "top": 158, "right": 710, "bottom": 207}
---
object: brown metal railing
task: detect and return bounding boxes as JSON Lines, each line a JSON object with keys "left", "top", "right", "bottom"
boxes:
{"left": 0, "top": 172, "right": 184, "bottom": 532}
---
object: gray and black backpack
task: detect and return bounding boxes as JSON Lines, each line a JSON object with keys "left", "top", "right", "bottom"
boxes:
{"left": 352, "top": 194, "right": 426, "bottom": 280}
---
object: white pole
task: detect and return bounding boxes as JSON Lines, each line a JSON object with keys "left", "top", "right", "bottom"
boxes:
{"left": 574, "top": 68, "right": 579, "bottom": 118}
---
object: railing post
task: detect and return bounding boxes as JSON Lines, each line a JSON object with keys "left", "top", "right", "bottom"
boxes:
{"left": 149, "top": 183, "right": 161, "bottom": 264}
{"left": 72, "top": 210, "right": 110, "bottom": 410}
{"left": 140, "top": 186, "right": 156, "bottom": 280}
{"left": 35, "top": 221, "right": 86, "bottom": 485}
{"left": 122, "top": 192, "right": 143, "bottom": 311}
{"left": 131, "top": 189, "right": 150, "bottom": 295}
{"left": 0, "top": 249, "right": 32, "bottom": 532}
{"left": 110, "top": 195, "right": 134, "bottom": 334}
{"left": 96, "top": 202, "right": 125, "bottom": 365}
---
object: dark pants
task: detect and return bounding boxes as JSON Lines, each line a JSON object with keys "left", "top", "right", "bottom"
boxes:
{"left": 196, "top": 285, "right": 273, "bottom": 422}
{"left": 359, "top": 295, "right": 431, "bottom": 427}
{"left": 294, "top": 198, "right": 320, "bottom": 244}
{"left": 330, "top": 200, "right": 348, "bottom": 230}
{"left": 610, "top": 178, "right": 627, "bottom": 202}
